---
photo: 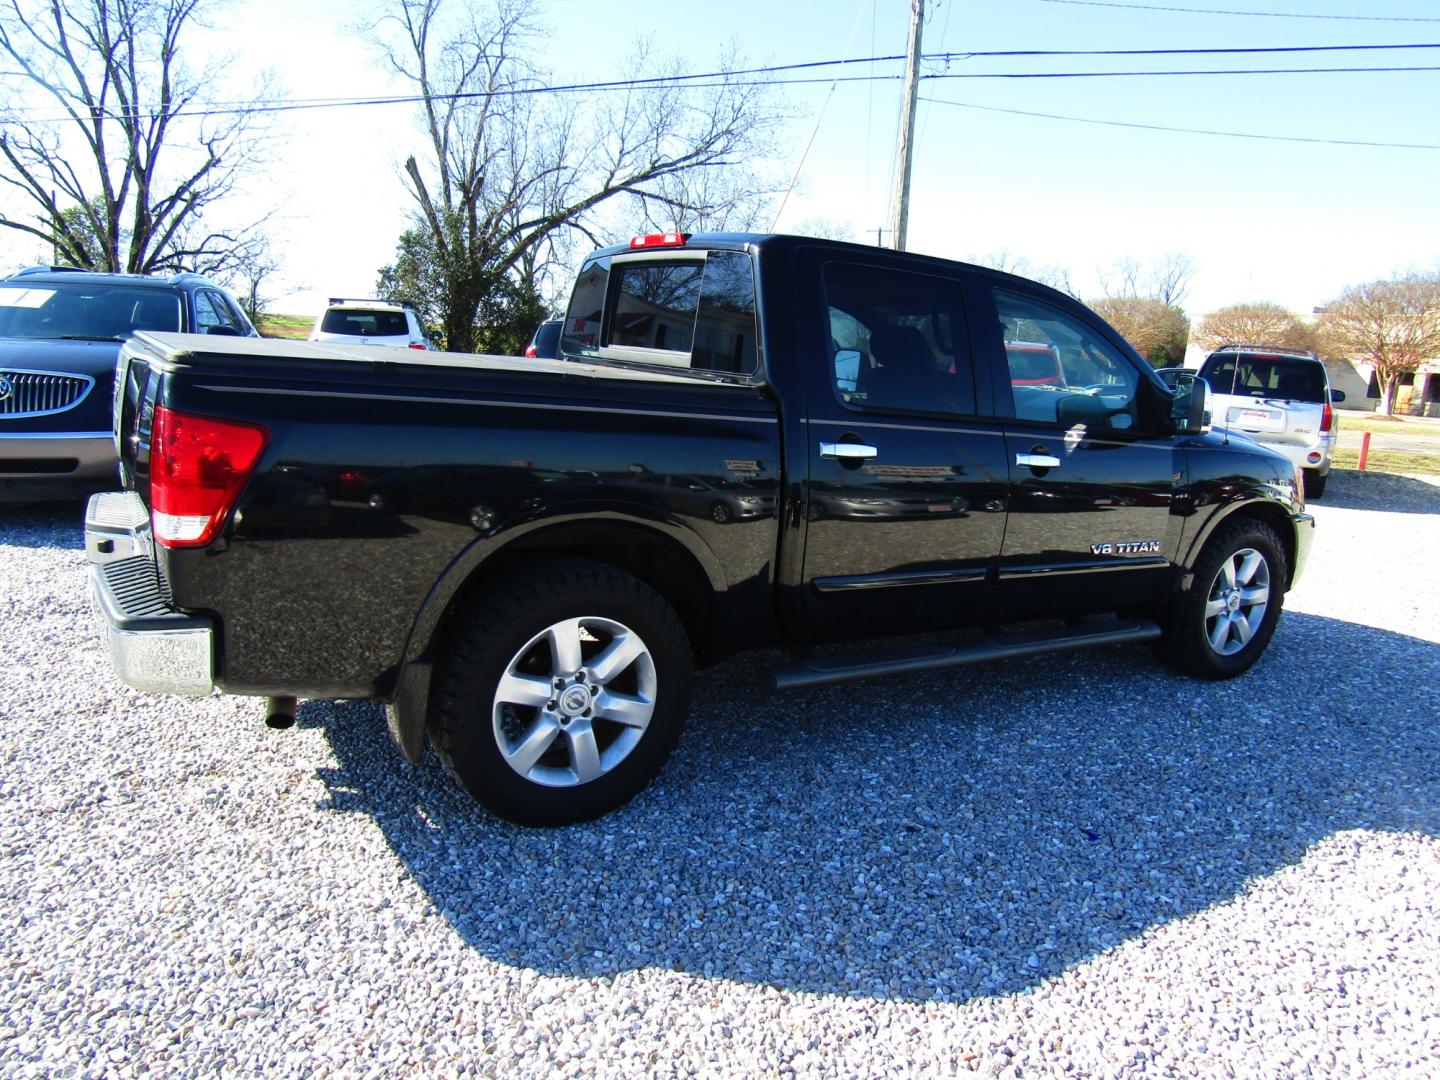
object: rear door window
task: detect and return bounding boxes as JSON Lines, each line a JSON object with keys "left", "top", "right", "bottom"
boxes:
{"left": 822, "top": 262, "right": 976, "bottom": 416}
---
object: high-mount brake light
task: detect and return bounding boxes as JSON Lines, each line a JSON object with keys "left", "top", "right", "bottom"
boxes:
{"left": 150, "top": 405, "right": 269, "bottom": 549}
{"left": 629, "top": 232, "right": 689, "bottom": 249}
{"left": 1320, "top": 401, "right": 1334, "bottom": 433}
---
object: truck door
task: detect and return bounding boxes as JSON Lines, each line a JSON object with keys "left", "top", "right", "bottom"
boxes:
{"left": 978, "top": 283, "right": 1182, "bottom": 615}
{"left": 799, "top": 255, "right": 1009, "bottom": 639}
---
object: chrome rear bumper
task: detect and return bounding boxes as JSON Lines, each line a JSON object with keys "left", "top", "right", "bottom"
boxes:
{"left": 86, "top": 491, "right": 214, "bottom": 696}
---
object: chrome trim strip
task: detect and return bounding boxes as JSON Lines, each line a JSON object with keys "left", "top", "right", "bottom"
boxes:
{"left": 812, "top": 566, "right": 988, "bottom": 593}
{"left": 193, "top": 385, "right": 778, "bottom": 425}
{"left": 998, "top": 556, "right": 1169, "bottom": 579}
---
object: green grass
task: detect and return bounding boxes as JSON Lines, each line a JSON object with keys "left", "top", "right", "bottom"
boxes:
{"left": 1336, "top": 412, "right": 1438, "bottom": 436}
{"left": 1332, "top": 447, "right": 1440, "bottom": 475}
{"left": 257, "top": 313, "right": 312, "bottom": 340}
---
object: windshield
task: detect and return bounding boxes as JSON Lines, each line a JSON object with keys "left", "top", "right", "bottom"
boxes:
{"left": 1200, "top": 354, "right": 1326, "bottom": 403}
{"left": 0, "top": 281, "right": 182, "bottom": 341}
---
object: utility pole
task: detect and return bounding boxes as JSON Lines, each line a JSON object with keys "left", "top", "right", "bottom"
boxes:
{"left": 890, "top": 0, "right": 925, "bottom": 251}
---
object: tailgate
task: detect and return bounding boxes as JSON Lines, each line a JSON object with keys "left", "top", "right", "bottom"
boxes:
{"left": 113, "top": 339, "right": 160, "bottom": 504}
{"left": 1218, "top": 395, "right": 1321, "bottom": 445}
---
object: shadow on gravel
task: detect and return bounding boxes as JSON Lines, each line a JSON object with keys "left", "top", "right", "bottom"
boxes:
{"left": 308, "top": 610, "right": 1438, "bottom": 1005}
{"left": 1316, "top": 470, "right": 1439, "bottom": 514}
{"left": 0, "top": 502, "right": 87, "bottom": 549}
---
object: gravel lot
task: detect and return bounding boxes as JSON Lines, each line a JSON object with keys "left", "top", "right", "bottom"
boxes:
{"left": 2, "top": 471, "right": 1438, "bottom": 1077}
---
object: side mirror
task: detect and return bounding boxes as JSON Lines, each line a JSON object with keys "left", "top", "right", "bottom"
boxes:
{"left": 1170, "top": 373, "right": 1212, "bottom": 436}
{"left": 1331, "top": 388, "right": 1346, "bottom": 403}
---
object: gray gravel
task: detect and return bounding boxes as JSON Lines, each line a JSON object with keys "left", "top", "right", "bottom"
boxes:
{"left": 2, "top": 470, "right": 1438, "bottom": 1077}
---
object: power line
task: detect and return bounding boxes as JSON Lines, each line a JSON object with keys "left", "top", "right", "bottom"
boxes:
{"left": 1037, "top": 0, "right": 1440, "bottom": 20}
{"left": 922, "top": 95, "right": 1440, "bottom": 149}
{"left": 921, "top": 64, "right": 1440, "bottom": 80}
{"left": 7, "top": 47, "right": 1439, "bottom": 123}
{"left": 973, "top": 43, "right": 1440, "bottom": 56}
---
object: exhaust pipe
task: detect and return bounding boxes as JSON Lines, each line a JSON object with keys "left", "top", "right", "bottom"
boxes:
{"left": 264, "top": 695, "right": 298, "bottom": 729}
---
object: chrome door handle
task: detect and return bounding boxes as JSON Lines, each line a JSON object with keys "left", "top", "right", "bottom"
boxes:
{"left": 820, "top": 442, "right": 878, "bottom": 461}
{"left": 1016, "top": 453, "right": 1060, "bottom": 469}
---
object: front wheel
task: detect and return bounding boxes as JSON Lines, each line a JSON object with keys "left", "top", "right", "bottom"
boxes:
{"left": 430, "top": 558, "right": 693, "bottom": 825}
{"left": 1163, "top": 520, "right": 1287, "bottom": 679}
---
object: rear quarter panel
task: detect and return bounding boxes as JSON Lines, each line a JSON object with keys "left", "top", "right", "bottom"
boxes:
{"left": 150, "top": 349, "right": 782, "bottom": 697}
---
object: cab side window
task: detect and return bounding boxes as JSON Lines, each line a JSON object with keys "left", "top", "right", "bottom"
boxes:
{"left": 194, "top": 290, "right": 245, "bottom": 335}
{"left": 994, "top": 289, "right": 1140, "bottom": 432}
{"left": 824, "top": 263, "right": 975, "bottom": 417}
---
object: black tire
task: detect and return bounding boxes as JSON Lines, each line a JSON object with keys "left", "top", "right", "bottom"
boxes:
{"left": 1162, "top": 519, "right": 1287, "bottom": 680}
{"left": 710, "top": 500, "right": 733, "bottom": 523}
{"left": 430, "top": 558, "right": 693, "bottom": 826}
{"left": 1304, "top": 470, "right": 1327, "bottom": 499}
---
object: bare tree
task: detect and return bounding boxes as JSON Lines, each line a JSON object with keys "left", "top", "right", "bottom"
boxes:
{"left": 377, "top": 0, "right": 780, "bottom": 353}
{"left": 1100, "top": 252, "right": 1193, "bottom": 306}
{"left": 788, "top": 217, "right": 856, "bottom": 243}
{"left": 1195, "top": 302, "right": 1317, "bottom": 353}
{"left": 1150, "top": 251, "right": 1195, "bottom": 308}
{"left": 0, "top": 0, "right": 274, "bottom": 274}
{"left": 221, "top": 232, "right": 284, "bottom": 326}
{"left": 1318, "top": 272, "right": 1440, "bottom": 415}
{"left": 1099, "top": 255, "right": 1144, "bottom": 300}
{"left": 967, "top": 249, "right": 1031, "bottom": 276}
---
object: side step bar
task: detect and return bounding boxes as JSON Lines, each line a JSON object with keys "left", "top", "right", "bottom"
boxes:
{"left": 771, "top": 619, "right": 1163, "bottom": 691}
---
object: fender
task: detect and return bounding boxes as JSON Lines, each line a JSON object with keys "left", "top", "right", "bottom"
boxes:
{"left": 385, "top": 505, "right": 730, "bottom": 763}
{"left": 1172, "top": 493, "right": 1307, "bottom": 596}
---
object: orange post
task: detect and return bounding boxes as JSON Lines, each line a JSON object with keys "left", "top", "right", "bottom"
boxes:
{"left": 1358, "top": 431, "right": 1372, "bottom": 471}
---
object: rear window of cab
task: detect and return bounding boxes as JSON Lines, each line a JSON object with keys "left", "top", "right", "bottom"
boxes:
{"left": 561, "top": 249, "right": 758, "bottom": 376}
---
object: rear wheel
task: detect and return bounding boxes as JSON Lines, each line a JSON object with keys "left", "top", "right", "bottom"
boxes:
{"left": 1163, "top": 520, "right": 1287, "bottom": 679}
{"left": 430, "top": 558, "right": 693, "bottom": 825}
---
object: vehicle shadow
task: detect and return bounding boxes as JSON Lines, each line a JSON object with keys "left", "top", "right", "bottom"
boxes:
{"left": 307, "top": 610, "right": 1438, "bottom": 1004}
{"left": 1318, "top": 469, "right": 1439, "bottom": 514}
{"left": 0, "top": 501, "right": 87, "bottom": 548}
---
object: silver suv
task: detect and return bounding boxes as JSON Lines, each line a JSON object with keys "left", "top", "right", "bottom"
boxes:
{"left": 1198, "top": 345, "right": 1345, "bottom": 498}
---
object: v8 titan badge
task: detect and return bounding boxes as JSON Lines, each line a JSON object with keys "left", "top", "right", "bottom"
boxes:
{"left": 1091, "top": 540, "right": 1162, "bottom": 556}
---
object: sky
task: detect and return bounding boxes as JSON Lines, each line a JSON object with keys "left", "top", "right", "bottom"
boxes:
{"left": 2, "top": 0, "right": 1438, "bottom": 320}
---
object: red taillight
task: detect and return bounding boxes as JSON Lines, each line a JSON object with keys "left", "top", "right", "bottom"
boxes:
{"left": 408, "top": 342, "right": 427, "bottom": 350}
{"left": 150, "top": 405, "right": 269, "bottom": 548}
{"left": 524, "top": 343, "right": 538, "bottom": 357}
{"left": 1320, "top": 401, "right": 1334, "bottom": 432}
{"left": 629, "top": 232, "right": 689, "bottom": 249}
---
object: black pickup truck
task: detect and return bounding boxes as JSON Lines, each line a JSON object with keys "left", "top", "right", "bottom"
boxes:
{"left": 86, "top": 233, "right": 1313, "bottom": 824}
